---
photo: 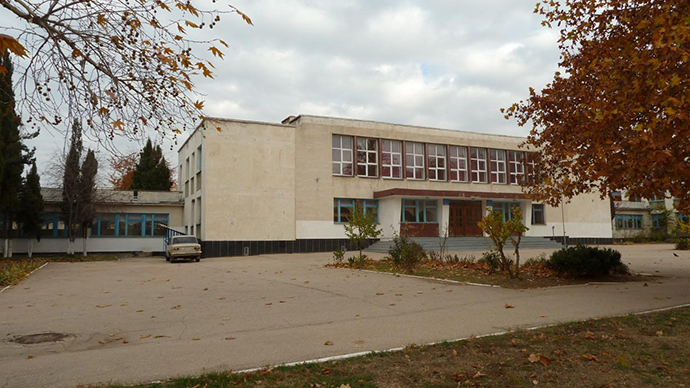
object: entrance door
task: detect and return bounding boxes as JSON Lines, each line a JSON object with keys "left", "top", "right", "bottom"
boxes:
{"left": 449, "top": 201, "right": 483, "bottom": 237}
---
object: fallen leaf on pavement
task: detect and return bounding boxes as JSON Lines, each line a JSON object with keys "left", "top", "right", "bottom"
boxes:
{"left": 225, "top": 337, "right": 236, "bottom": 341}
{"left": 324, "top": 341, "right": 334, "bottom": 346}
{"left": 304, "top": 281, "right": 309, "bottom": 284}
{"left": 140, "top": 334, "right": 151, "bottom": 339}
{"left": 27, "top": 355, "right": 34, "bottom": 359}
{"left": 171, "top": 305, "right": 181, "bottom": 310}
{"left": 354, "top": 340, "right": 365, "bottom": 345}
{"left": 505, "top": 303, "right": 515, "bottom": 309}
{"left": 191, "top": 338, "right": 200, "bottom": 341}
{"left": 96, "top": 304, "right": 112, "bottom": 308}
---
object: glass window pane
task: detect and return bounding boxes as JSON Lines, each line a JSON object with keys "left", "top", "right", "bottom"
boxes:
{"left": 128, "top": 215, "right": 142, "bottom": 237}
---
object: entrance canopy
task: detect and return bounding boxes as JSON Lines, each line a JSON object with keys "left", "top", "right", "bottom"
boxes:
{"left": 373, "top": 188, "right": 526, "bottom": 200}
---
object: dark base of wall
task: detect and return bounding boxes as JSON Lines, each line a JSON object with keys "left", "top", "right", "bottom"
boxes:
{"left": 548, "top": 236, "right": 614, "bottom": 245}
{"left": 200, "top": 239, "right": 376, "bottom": 258}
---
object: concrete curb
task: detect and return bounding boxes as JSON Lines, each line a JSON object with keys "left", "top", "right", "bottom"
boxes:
{"left": 0, "top": 262, "right": 49, "bottom": 295}
{"left": 353, "top": 268, "right": 501, "bottom": 288}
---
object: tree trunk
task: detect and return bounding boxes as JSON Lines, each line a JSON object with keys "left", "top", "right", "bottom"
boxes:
{"left": 2, "top": 238, "right": 7, "bottom": 258}
{"left": 82, "top": 228, "right": 88, "bottom": 257}
{"left": 7, "top": 238, "right": 12, "bottom": 258}
{"left": 28, "top": 239, "right": 33, "bottom": 258}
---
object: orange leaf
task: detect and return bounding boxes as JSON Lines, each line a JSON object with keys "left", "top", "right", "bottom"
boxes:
{"left": 324, "top": 341, "right": 334, "bottom": 346}
{"left": 0, "top": 34, "right": 27, "bottom": 57}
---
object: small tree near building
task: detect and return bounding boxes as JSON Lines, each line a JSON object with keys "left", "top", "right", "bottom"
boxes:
{"left": 478, "top": 208, "right": 529, "bottom": 279}
{"left": 78, "top": 150, "right": 98, "bottom": 256}
{"left": 18, "top": 163, "right": 44, "bottom": 258}
{"left": 344, "top": 203, "right": 382, "bottom": 261}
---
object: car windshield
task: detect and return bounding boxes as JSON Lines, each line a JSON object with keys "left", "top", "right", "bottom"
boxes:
{"left": 173, "top": 237, "right": 198, "bottom": 244}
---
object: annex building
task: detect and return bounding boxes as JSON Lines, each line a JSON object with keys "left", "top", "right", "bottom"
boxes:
{"left": 178, "top": 115, "right": 614, "bottom": 257}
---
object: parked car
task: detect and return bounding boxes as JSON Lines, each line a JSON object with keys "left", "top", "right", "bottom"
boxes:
{"left": 166, "top": 235, "right": 201, "bottom": 263}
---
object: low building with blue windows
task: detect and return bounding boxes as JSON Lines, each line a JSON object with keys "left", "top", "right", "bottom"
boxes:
{"left": 3, "top": 188, "right": 183, "bottom": 255}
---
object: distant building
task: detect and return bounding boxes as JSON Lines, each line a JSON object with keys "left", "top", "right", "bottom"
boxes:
{"left": 178, "top": 115, "right": 614, "bottom": 257}
{"left": 2, "top": 188, "right": 183, "bottom": 255}
{"left": 611, "top": 191, "right": 687, "bottom": 240}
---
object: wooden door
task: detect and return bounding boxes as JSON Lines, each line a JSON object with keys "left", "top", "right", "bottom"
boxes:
{"left": 449, "top": 201, "right": 483, "bottom": 237}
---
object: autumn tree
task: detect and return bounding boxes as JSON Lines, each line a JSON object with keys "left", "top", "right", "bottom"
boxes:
{"left": 18, "top": 162, "right": 44, "bottom": 258}
{"left": 344, "top": 203, "right": 382, "bottom": 260}
{"left": 0, "top": 1, "right": 252, "bottom": 144}
{"left": 108, "top": 152, "right": 138, "bottom": 190}
{"left": 0, "top": 51, "right": 33, "bottom": 258}
{"left": 503, "top": 0, "right": 690, "bottom": 212}
{"left": 478, "top": 208, "right": 528, "bottom": 279}
{"left": 132, "top": 139, "right": 173, "bottom": 190}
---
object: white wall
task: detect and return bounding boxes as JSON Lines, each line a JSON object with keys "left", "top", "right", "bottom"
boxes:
{"left": 7, "top": 237, "right": 167, "bottom": 255}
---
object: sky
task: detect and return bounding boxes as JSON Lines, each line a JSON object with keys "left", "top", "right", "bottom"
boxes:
{"left": 6, "top": 0, "right": 562, "bottom": 186}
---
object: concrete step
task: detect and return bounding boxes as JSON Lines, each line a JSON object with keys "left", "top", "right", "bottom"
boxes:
{"left": 365, "top": 237, "right": 563, "bottom": 253}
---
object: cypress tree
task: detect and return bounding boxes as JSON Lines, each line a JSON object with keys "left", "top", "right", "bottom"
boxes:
{"left": 78, "top": 150, "right": 98, "bottom": 256}
{"left": 62, "top": 120, "right": 83, "bottom": 254}
{"left": 18, "top": 163, "right": 44, "bottom": 257}
{"left": 131, "top": 139, "right": 173, "bottom": 190}
{"left": 0, "top": 52, "right": 33, "bottom": 257}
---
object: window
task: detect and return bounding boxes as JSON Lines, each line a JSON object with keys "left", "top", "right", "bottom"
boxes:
{"left": 489, "top": 149, "right": 507, "bottom": 184}
{"left": 356, "top": 137, "right": 378, "bottom": 177}
{"left": 532, "top": 204, "right": 545, "bottom": 225}
{"left": 492, "top": 202, "right": 521, "bottom": 222}
{"left": 381, "top": 140, "right": 403, "bottom": 179}
{"left": 649, "top": 195, "right": 665, "bottom": 203}
{"left": 615, "top": 214, "right": 643, "bottom": 229}
{"left": 332, "top": 135, "right": 354, "bottom": 176}
{"left": 197, "top": 146, "right": 202, "bottom": 172}
{"left": 333, "top": 198, "right": 379, "bottom": 223}
{"left": 449, "top": 146, "right": 468, "bottom": 182}
{"left": 127, "top": 214, "right": 143, "bottom": 237}
{"left": 99, "top": 215, "right": 117, "bottom": 236}
{"left": 508, "top": 151, "right": 524, "bottom": 185}
{"left": 427, "top": 144, "right": 447, "bottom": 181}
{"left": 470, "top": 148, "right": 487, "bottom": 183}
{"left": 87, "top": 213, "right": 170, "bottom": 237}
{"left": 401, "top": 199, "right": 438, "bottom": 223}
{"left": 405, "top": 142, "right": 425, "bottom": 180}
{"left": 651, "top": 214, "right": 665, "bottom": 229}
{"left": 185, "top": 157, "right": 190, "bottom": 181}
{"left": 525, "top": 153, "right": 537, "bottom": 183}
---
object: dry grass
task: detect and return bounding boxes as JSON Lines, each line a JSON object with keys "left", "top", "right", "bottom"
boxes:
{"left": 100, "top": 307, "right": 690, "bottom": 388}
{"left": 328, "top": 258, "right": 651, "bottom": 289}
{"left": 0, "top": 254, "right": 119, "bottom": 287}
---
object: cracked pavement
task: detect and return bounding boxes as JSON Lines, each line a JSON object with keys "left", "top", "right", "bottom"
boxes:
{"left": 1, "top": 244, "right": 690, "bottom": 388}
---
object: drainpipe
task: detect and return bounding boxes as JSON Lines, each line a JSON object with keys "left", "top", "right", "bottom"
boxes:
{"left": 561, "top": 196, "right": 567, "bottom": 247}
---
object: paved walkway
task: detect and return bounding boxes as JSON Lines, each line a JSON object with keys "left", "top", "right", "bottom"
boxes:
{"left": 1, "top": 244, "right": 689, "bottom": 388}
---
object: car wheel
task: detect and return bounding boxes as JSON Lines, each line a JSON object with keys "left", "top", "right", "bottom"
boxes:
{"left": 196, "top": 258, "right": 201, "bottom": 262}
{"left": 165, "top": 254, "right": 170, "bottom": 262}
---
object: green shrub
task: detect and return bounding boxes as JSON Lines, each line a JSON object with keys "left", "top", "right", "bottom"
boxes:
{"left": 332, "top": 247, "right": 345, "bottom": 264}
{"left": 388, "top": 234, "right": 425, "bottom": 271}
{"left": 523, "top": 253, "right": 547, "bottom": 266}
{"left": 547, "top": 245, "right": 627, "bottom": 278}
{"left": 478, "top": 251, "right": 502, "bottom": 273}
{"left": 676, "top": 238, "right": 690, "bottom": 250}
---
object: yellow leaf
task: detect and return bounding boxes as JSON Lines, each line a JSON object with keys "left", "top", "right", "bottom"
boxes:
{"left": 208, "top": 46, "right": 224, "bottom": 59}
{"left": 112, "top": 119, "right": 124, "bottom": 130}
{"left": 219, "top": 39, "right": 229, "bottom": 48}
{"left": 0, "top": 34, "right": 27, "bottom": 57}
{"left": 185, "top": 20, "right": 199, "bottom": 28}
{"left": 97, "top": 14, "right": 107, "bottom": 27}
{"left": 194, "top": 100, "right": 204, "bottom": 110}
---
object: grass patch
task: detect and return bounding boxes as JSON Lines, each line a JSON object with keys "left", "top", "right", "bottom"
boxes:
{"left": 96, "top": 307, "right": 690, "bottom": 387}
{"left": 328, "top": 258, "right": 651, "bottom": 289}
{"left": 0, "top": 259, "right": 44, "bottom": 287}
{"left": 0, "top": 254, "right": 120, "bottom": 287}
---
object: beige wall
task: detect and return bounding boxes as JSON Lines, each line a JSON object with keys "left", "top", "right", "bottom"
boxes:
{"left": 199, "top": 119, "right": 296, "bottom": 241}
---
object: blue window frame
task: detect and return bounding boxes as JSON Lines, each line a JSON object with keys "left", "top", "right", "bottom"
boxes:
{"left": 651, "top": 214, "right": 665, "bottom": 229}
{"left": 492, "top": 202, "right": 521, "bottom": 222}
{"left": 615, "top": 214, "right": 643, "bottom": 229}
{"left": 333, "top": 198, "right": 379, "bottom": 223}
{"left": 401, "top": 199, "right": 438, "bottom": 223}
{"left": 531, "top": 204, "right": 545, "bottom": 225}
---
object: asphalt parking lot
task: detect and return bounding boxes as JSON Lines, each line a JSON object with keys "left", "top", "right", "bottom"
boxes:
{"left": 1, "top": 244, "right": 689, "bottom": 388}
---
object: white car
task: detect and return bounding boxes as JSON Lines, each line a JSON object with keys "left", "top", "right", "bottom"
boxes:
{"left": 165, "top": 235, "right": 202, "bottom": 263}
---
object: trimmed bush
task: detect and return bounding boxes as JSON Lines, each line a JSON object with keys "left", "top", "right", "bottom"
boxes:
{"left": 547, "top": 245, "right": 627, "bottom": 278}
{"left": 388, "top": 234, "right": 426, "bottom": 271}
